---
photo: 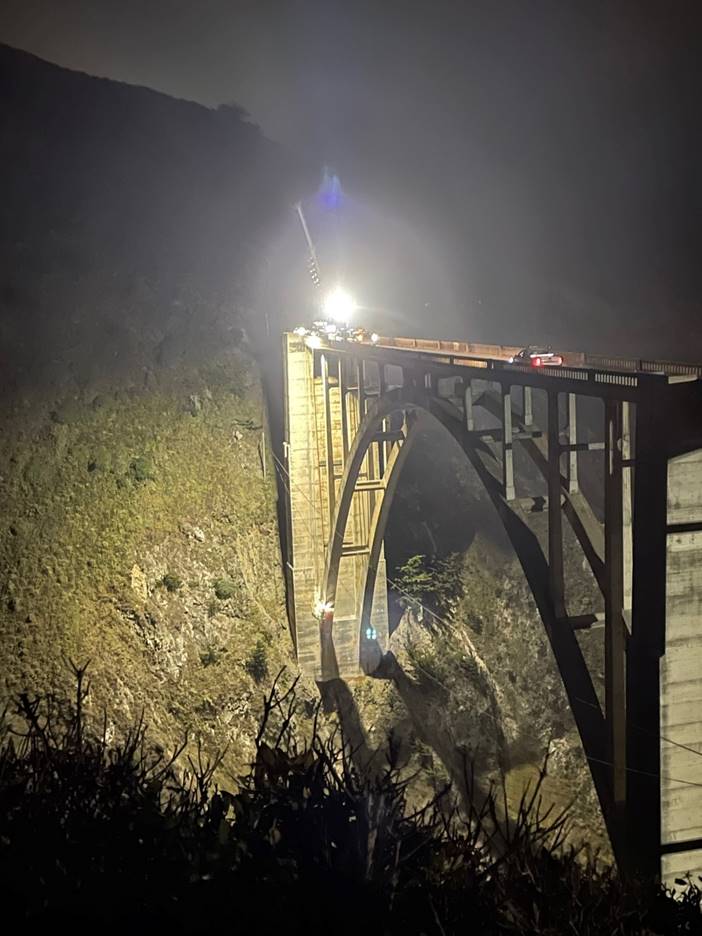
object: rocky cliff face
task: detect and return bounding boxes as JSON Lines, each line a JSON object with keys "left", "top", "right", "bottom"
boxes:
{"left": 0, "top": 44, "right": 316, "bottom": 780}
{"left": 0, "top": 336, "right": 315, "bottom": 778}
{"left": 387, "top": 539, "right": 609, "bottom": 854}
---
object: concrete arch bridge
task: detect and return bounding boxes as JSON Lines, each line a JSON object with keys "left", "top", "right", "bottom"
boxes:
{"left": 282, "top": 331, "right": 702, "bottom": 882}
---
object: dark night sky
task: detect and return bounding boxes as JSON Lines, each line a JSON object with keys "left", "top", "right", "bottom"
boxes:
{"left": 0, "top": 2, "right": 693, "bottom": 150}
{"left": 1, "top": 0, "right": 700, "bottom": 353}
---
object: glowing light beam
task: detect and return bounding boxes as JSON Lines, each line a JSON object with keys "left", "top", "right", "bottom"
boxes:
{"left": 322, "top": 286, "right": 355, "bottom": 324}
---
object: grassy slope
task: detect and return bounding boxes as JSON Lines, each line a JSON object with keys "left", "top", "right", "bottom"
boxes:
{"left": 0, "top": 45, "right": 318, "bottom": 780}
{"left": 0, "top": 347, "right": 312, "bottom": 779}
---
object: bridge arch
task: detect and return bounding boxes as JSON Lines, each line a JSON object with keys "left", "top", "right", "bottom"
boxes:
{"left": 322, "top": 385, "right": 616, "bottom": 858}
{"left": 320, "top": 392, "right": 437, "bottom": 670}
{"left": 335, "top": 388, "right": 606, "bottom": 767}
{"left": 323, "top": 383, "right": 613, "bottom": 828}
{"left": 321, "top": 389, "right": 510, "bottom": 675}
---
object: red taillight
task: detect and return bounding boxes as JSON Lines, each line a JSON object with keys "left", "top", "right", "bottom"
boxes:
{"left": 532, "top": 356, "right": 542, "bottom": 367}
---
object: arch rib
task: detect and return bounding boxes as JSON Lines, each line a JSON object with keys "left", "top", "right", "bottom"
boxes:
{"left": 321, "top": 391, "right": 413, "bottom": 609}
{"left": 356, "top": 410, "right": 430, "bottom": 670}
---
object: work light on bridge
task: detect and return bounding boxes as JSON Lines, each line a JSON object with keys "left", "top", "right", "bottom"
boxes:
{"left": 322, "top": 286, "right": 355, "bottom": 324}
{"left": 314, "top": 598, "right": 334, "bottom": 618}
{"left": 305, "top": 333, "right": 322, "bottom": 350}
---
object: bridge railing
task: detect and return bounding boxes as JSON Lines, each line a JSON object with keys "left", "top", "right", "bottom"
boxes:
{"left": 583, "top": 353, "right": 702, "bottom": 377}
{"left": 383, "top": 336, "right": 519, "bottom": 359}
{"left": 640, "top": 359, "right": 702, "bottom": 376}
{"left": 370, "top": 343, "right": 647, "bottom": 390}
{"left": 375, "top": 337, "right": 702, "bottom": 380}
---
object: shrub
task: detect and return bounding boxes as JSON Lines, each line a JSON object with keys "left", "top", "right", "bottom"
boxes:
{"left": 244, "top": 639, "right": 268, "bottom": 683}
{"left": 161, "top": 572, "right": 183, "bottom": 592}
{"left": 0, "top": 667, "right": 700, "bottom": 932}
{"left": 394, "top": 552, "right": 464, "bottom": 617}
{"left": 200, "top": 644, "right": 221, "bottom": 667}
{"left": 129, "top": 454, "right": 155, "bottom": 483}
{"left": 213, "top": 577, "right": 236, "bottom": 600}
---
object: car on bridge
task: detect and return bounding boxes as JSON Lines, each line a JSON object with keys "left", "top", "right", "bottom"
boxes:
{"left": 508, "top": 346, "right": 563, "bottom": 367}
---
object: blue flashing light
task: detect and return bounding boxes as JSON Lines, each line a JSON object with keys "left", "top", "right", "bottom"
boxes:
{"left": 319, "top": 168, "right": 343, "bottom": 211}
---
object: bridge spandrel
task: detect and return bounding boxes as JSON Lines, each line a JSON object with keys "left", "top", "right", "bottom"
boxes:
{"left": 660, "top": 450, "right": 702, "bottom": 884}
{"left": 284, "top": 335, "right": 390, "bottom": 680}
{"left": 285, "top": 335, "right": 324, "bottom": 677}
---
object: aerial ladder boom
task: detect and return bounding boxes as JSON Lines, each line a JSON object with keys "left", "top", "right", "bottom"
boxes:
{"left": 294, "top": 202, "right": 322, "bottom": 287}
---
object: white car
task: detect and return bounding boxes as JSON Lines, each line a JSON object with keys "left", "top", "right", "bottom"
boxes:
{"left": 508, "top": 347, "right": 563, "bottom": 367}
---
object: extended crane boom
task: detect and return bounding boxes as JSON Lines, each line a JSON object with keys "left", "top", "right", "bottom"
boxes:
{"left": 294, "top": 202, "right": 321, "bottom": 287}
{"left": 291, "top": 201, "right": 377, "bottom": 345}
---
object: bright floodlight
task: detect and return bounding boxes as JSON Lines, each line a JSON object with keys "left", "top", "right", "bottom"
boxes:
{"left": 322, "top": 286, "right": 355, "bottom": 323}
{"left": 314, "top": 598, "right": 334, "bottom": 618}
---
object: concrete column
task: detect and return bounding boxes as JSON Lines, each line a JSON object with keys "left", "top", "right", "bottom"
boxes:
{"left": 626, "top": 392, "right": 667, "bottom": 878}
{"left": 568, "top": 393, "right": 579, "bottom": 494}
{"left": 464, "top": 380, "right": 475, "bottom": 431}
{"left": 547, "top": 391, "right": 565, "bottom": 616}
{"left": 523, "top": 384, "right": 533, "bottom": 427}
{"left": 361, "top": 360, "right": 378, "bottom": 502}
{"left": 357, "top": 359, "right": 366, "bottom": 419}
{"left": 377, "top": 440, "right": 386, "bottom": 479}
{"left": 339, "top": 357, "right": 349, "bottom": 463}
{"left": 378, "top": 363, "right": 387, "bottom": 477}
{"left": 284, "top": 334, "right": 328, "bottom": 679}
{"left": 622, "top": 402, "right": 633, "bottom": 621}
{"left": 502, "top": 384, "right": 515, "bottom": 501}
{"left": 284, "top": 334, "right": 390, "bottom": 683}
{"left": 321, "top": 353, "right": 335, "bottom": 524}
{"left": 604, "top": 399, "right": 627, "bottom": 833}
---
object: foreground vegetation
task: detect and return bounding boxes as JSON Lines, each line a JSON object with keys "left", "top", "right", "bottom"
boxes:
{"left": 0, "top": 667, "right": 699, "bottom": 934}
